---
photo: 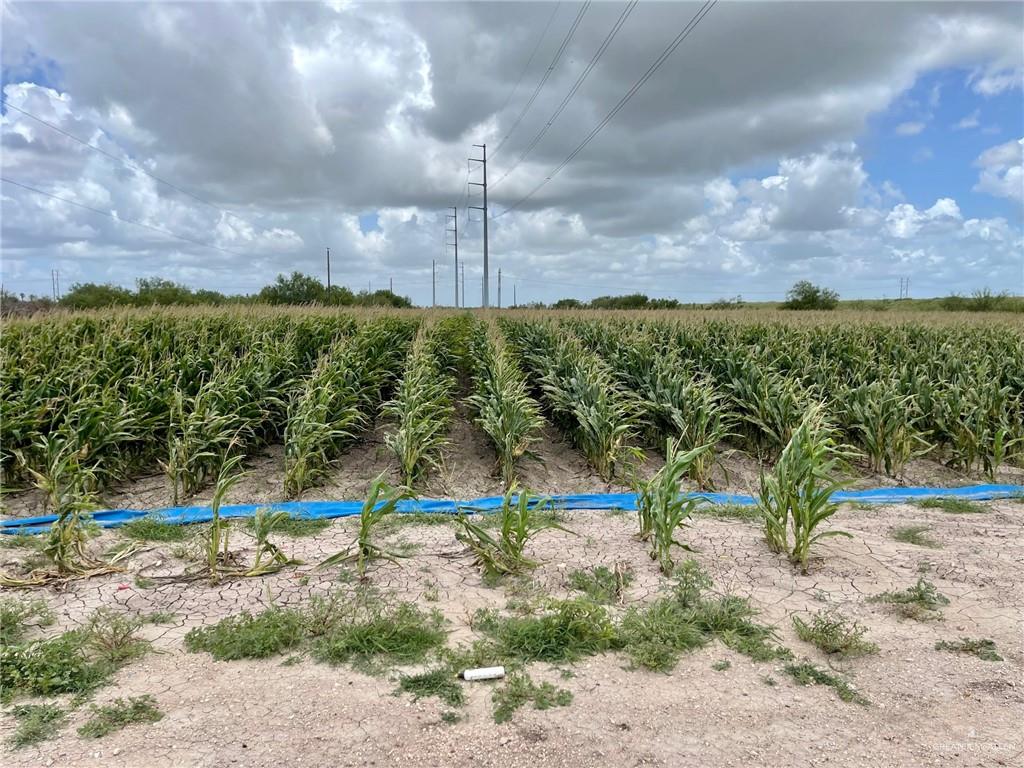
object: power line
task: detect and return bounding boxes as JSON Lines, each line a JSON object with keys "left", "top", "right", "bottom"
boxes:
{"left": 493, "top": 0, "right": 717, "bottom": 218}
{"left": 1, "top": 176, "right": 248, "bottom": 258}
{"left": 492, "top": 0, "right": 638, "bottom": 191}
{"left": 1, "top": 98, "right": 238, "bottom": 219}
{"left": 494, "top": 3, "right": 563, "bottom": 119}
{"left": 491, "top": 1, "right": 591, "bottom": 159}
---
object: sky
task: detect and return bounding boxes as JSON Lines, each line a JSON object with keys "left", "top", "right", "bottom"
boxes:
{"left": 1, "top": 0, "right": 1022, "bottom": 306}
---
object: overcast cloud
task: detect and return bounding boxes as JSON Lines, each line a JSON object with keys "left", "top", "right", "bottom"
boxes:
{"left": 1, "top": 1, "right": 1022, "bottom": 304}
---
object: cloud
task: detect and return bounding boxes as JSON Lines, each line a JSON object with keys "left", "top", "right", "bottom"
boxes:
{"left": 953, "top": 109, "right": 981, "bottom": 130}
{"left": 973, "top": 138, "right": 1024, "bottom": 202}
{"left": 2, "top": 1, "right": 1023, "bottom": 302}
{"left": 895, "top": 121, "right": 925, "bottom": 136}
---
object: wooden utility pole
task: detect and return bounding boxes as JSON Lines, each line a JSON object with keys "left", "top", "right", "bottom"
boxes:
{"left": 431, "top": 260, "right": 436, "bottom": 307}
{"left": 326, "top": 247, "right": 331, "bottom": 291}
{"left": 498, "top": 268, "right": 501, "bottom": 309}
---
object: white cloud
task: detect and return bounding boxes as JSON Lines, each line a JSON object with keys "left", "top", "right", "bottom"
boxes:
{"left": 953, "top": 109, "right": 981, "bottom": 130}
{"left": 895, "top": 121, "right": 925, "bottom": 136}
{"left": 973, "top": 138, "right": 1024, "bottom": 202}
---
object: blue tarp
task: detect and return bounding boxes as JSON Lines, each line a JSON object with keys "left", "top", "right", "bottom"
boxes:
{"left": 2, "top": 484, "right": 1020, "bottom": 536}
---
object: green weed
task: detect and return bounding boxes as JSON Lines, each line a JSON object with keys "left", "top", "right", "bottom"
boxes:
{"left": 396, "top": 667, "right": 465, "bottom": 707}
{"left": 474, "top": 599, "right": 616, "bottom": 664}
{"left": 6, "top": 703, "right": 66, "bottom": 748}
{"left": 784, "top": 662, "right": 868, "bottom": 705}
{"left": 246, "top": 515, "right": 330, "bottom": 538}
{"left": 934, "top": 637, "right": 1002, "bottom": 662}
{"left": 916, "top": 498, "right": 986, "bottom": 514}
{"left": 492, "top": 672, "right": 572, "bottom": 724}
{"left": 119, "top": 516, "right": 188, "bottom": 542}
{"left": 891, "top": 525, "right": 941, "bottom": 548}
{"left": 791, "top": 609, "right": 878, "bottom": 656}
{"left": 712, "top": 659, "right": 731, "bottom": 671}
{"left": 567, "top": 564, "right": 633, "bottom": 604}
{"left": 0, "top": 597, "right": 54, "bottom": 645}
{"left": 185, "top": 607, "right": 305, "bottom": 660}
{"left": 78, "top": 695, "right": 163, "bottom": 738}
{"left": 869, "top": 578, "right": 949, "bottom": 620}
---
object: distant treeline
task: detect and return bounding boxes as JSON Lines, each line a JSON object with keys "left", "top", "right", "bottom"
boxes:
{"left": 1, "top": 275, "right": 1020, "bottom": 315}
{"left": 1, "top": 272, "right": 412, "bottom": 315}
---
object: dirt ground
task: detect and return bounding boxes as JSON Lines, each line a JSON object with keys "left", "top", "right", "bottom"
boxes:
{"left": 2, "top": 418, "right": 1023, "bottom": 767}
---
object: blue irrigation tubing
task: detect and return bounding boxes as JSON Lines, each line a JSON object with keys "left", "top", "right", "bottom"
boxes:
{"left": 2, "top": 484, "right": 1021, "bottom": 536}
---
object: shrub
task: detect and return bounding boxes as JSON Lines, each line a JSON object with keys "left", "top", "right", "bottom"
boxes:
{"left": 781, "top": 281, "right": 839, "bottom": 310}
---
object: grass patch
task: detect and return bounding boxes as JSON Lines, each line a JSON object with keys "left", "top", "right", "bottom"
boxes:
{"left": 567, "top": 565, "right": 632, "bottom": 604}
{"left": 245, "top": 515, "right": 330, "bottom": 538}
{"left": 712, "top": 659, "right": 731, "bottom": 671}
{"left": 440, "top": 710, "right": 461, "bottom": 724}
{"left": 0, "top": 533, "right": 45, "bottom": 550}
{"left": 696, "top": 503, "right": 760, "bottom": 521}
{"left": 869, "top": 578, "right": 949, "bottom": 620}
{"left": 312, "top": 600, "right": 447, "bottom": 670}
{"left": 784, "top": 661, "right": 868, "bottom": 705}
{"left": 474, "top": 598, "right": 617, "bottom": 664}
{"left": 935, "top": 637, "right": 1002, "bottom": 662}
{"left": 618, "top": 561, "right": 790, "bottom": 672}
{"left": 119, "top": 516, "right": 189, "bottom": 542}
{"left": 142, "top": 611, "right": 175, "bottom": 625}
{"left": 185, "top": 607, "right": 305, "bottom": 661}
{"left": 0, "top": 597, "right": 54, "bottom": 645}
{"left": 6, "top": 703, "right": 66, "bottom": 748}
{"left": 378, "top": 512, "right": 456, "bottom": 531}
{"left": 2, "top": 632, "right": 113, "bottom": 702}
{"left": 892, "top": 525, "right": 941, "bottom": 548}
{"left": 916, "top": 498, "right": 986, "bottom": 514}
{"left": 78, "top": 695, "right": 162, "bottom": 738}
{"left": 792, "top": 609, "right": 878, "bottom": 656}
{"left": 396, "top": 667, "right": 465, "bottom": 707}
{"left": 492, "top": 672, "right": 572, "bottom": 724}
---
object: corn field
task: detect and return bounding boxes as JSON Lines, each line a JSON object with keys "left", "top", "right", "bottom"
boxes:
{"left": 2, "top": 308, "right": 1022, "bottom": 515}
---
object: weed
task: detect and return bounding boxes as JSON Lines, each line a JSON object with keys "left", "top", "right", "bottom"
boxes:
{"left": 134, "top": 575, "right": 155, "bottom": 589}
{"left": 791, "top": 610, "right": 878, "bottom": 656}
{"left": 869, "top": 578, "right": 949, "bottom": 620}
{"left": 474, "top": 599, "right": 616, "bottom": 664}
{"left": 916, "top": 498, "right": 985, "bottom": 515}
{"left": 396, "top": 667, "right": 465, "bottom": 707}
{"left": 762, "top": 675, "right": 777, "bottom": 686}
{"left": 440, "top": 710, "right": 461, "bottom": 725}
{"left": 1, "top": 631, "right": 111, "bottom": 702}
{"left": 6, "top": 703, "right": 66, "bottom": 748}
{"left": 78, "top": 695, "right": 163, "bottom": 738}
{"left": 0, "top": 596, "right": 54, "bottom": 644}
{"left": 313, "top": 600, "right": 446, "bottom": 671}
{"left": 568, "top": 564, "right": 633, "bottom": 604}
{"left": 784, "top": 662, "right": 868, "bottom": 705}
{"left": 492, "top": 672, "right": 572, "bottom": 724}
{"left": 84, "top": 609, "right": 148, "bottom": 664}
{"left": 696, "top": 503, "right": 760, "bottom": 521}
{"left": 891, "top": 525, "right": 941, "bottom": 548}
{"left": 712, "top": 659, "right": 731, "bottom": 671}
{"left": 185, "top": 607, "right": 305, "bottom": 660}
{"left": 378, "top": 512, "right": 455, "bottom": 531}
{"left": 246, "top": 515, "right": 330, "bottom": 538}
{"left": 142, "top": 611, "right": 175, "bottom": 625}
{"left": 119, "top": 516, "right": 188, "bottom": 542}
{"left": 455, "top": 488, "right": 570, "bottom": 577}
{"left": 934, "top": 637, "right": 1002, "bottom": 662}
{"left": 618, "top": 561, "right": 789, "bottom": 671}
{"left": 0, "top": 534, "right": 45, "bottom": 550}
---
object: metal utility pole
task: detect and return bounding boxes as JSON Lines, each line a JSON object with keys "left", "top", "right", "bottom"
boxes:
{"left": 460, "top": 263, "right": 465, "bottom": 307}
{"left": 498, "top": 268, "right": 501, "bottom": 309}
{"left": 446, "top": 207, "right": 459, "bottom": 307}
{"left": 326, "top": 247, "right": 332, "bottom": 291}
{"left": 390, "top": 277, "right": 393, "bottom": 294}
{"left": 513, "top": 283, "right": 517, "bottom": 308}
{"left": 431, "top": 260, "right": 436, "bottom": 307}
{"left": 468, "top": 143, "right": 489, "bottom": 308}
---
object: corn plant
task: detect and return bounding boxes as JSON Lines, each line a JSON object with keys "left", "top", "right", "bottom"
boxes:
{"left": 383, "top": 331, "right": 455, "bottom": 487}
{"left": 318, "top": 473, "right": 412, "bottom": 579}
{"left": 635, "top": 440, "right": 714, "bottom": 575}
{"left": 467, "top": 325, "right": 545, "bottom": 486}
{"left": 758, "top": 406, "right": 854, "bottom": 571}
{"left": 454, "top": 486, "right": 571, "bottom": 576}
{"left": 204, "top": 455, "right": 245, "bottom": 583}
{"left": 244, "top": 508, "right": 300, "bottom": 576}
{"left": 844, "top": 380, "right": 930, "bottom": 477}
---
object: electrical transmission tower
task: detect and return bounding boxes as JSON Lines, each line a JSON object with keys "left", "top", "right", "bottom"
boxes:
{"left": 446, "top": 207, "right": 459, "bottom": 307}
{"left": 469, "top": 144, "right": 489, "bottom": 308}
